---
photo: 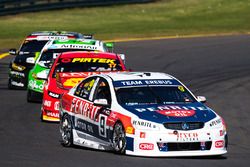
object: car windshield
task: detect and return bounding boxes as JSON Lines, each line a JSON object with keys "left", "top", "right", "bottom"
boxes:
{"left": 52, "top": 57, "right": 123, "bottom": 78}
{"left": 115, "top": 86, "right": 196, "bottom": 106}
{"left": 20, "top": 40, "right": 48, "bottom": 53}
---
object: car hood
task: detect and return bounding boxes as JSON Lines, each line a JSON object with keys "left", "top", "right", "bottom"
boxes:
{"left": 122, "top": 102, "right": 216, "bottom": 124}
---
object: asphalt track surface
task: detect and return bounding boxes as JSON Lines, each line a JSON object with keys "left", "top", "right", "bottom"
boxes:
{"left": 0, "top": 35, "right": 250, "bottom": 167}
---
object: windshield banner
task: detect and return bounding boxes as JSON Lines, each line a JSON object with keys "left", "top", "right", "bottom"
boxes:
{"left": 113, "top": 79, "right": 181, "bottom": 87}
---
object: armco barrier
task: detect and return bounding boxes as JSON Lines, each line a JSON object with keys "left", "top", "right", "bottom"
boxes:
{"left": 0, "top": 0, "right": 153, "bottom": 16}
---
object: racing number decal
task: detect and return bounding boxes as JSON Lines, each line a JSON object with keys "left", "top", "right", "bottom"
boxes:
{"left": 99, "top": 115, "right": 107, "bottom": 138}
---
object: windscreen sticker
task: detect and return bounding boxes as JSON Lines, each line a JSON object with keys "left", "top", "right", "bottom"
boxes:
{"left": 37, "top": 36, "right": 68, "bottom": 40}
{"left": 60, "top": 58, "right": 115, "bottom": 64}
{"left": 113, "top": 79, "right": 180, "bottom": 87}
{"left": 178, "top": 86, "right": 185, "bottom": 92}
{"left": 53, "top": 44, "right": 98, "bottom": 50}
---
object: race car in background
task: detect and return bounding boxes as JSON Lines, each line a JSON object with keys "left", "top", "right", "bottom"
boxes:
{"left": 41, "top": 51, "right": 126, "bottom": 122}
{"left": 27, "top": 38, "right": 118, "bottom": 102}
{"left": 8, "top": 31, "right": 86, "bottom": 89}
{"left": 59, "top": 72, "right": 227, "bottom": 157}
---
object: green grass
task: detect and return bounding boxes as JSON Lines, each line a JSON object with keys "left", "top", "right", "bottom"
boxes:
{"left": 0, "top": 0, "right": 250, "bottom": 50}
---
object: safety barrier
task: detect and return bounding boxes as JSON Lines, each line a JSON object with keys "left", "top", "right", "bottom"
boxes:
{"left": 0, "top": 0, "right": 153, "bottom": 16}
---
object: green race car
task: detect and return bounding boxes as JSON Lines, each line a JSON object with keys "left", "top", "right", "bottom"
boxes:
{"left": 27, "top": 38, "right": 115, "bottom": 102}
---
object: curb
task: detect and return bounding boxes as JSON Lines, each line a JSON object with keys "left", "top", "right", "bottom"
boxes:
{"left": 0, "top": 53, "right": 9, "bottom": 59}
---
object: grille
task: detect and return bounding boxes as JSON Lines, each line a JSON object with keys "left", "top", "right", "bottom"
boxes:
{"left": 157, "top": 141, "right": 212, "bottom": 152}
{"left": 163, "top": 122, "right": 204, "bottom": 130}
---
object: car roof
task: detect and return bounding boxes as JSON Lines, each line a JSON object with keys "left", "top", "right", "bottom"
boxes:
{"left": 59, "top": 51, "right": 118, "bottom": 59}
{"left": 102, "top": 72, "right": 176, "bottom": 81}
{"left": 29, "top": 31, "right": 81, "bottom": 36}
{"left": 24, "top": 31, "right": 84, "bottom": 41}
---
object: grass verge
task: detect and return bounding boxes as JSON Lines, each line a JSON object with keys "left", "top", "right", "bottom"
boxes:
{"left": 0, "top": 0, "right": 250, "bottom": 50}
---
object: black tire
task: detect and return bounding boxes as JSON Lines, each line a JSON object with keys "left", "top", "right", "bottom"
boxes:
{"left": 40, "top": 111, "right": 44, "bottom": 122}
{"left": 27, "top": 89, "right": 42, "bottom": 103}
{"left": 60, "top": 114, "right": 73, "bottom": 147}
{"left": 112, "top": 122, "right": 126, "bottom": 154}
{"left": 8, "top": 78, "right": 13, "bottom": 89}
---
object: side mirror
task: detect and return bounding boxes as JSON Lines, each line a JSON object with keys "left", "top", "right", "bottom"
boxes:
{"left": 197, "top": 96, "right": 206, "bottom": 103}
{"left": 26, "top": 57, "right": 35, "bottom": 64}
{"left": 9, "top": 48, "right": 17, "bottom": 55}
{"left": 36, "top": 69, "right": 49, "bottom": 80}
{"left": 94, "top": 99, "right": 108, "bottom": 107}
{"left": 118, "top": 54, "right": 126, "bottom": 64}
{"left": 105, "top": 42, "right": 114, "bottom": 52}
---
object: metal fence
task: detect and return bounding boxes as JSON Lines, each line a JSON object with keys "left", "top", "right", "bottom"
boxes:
{"left": 0, "top": 0, "right": 153, "bottom": 16}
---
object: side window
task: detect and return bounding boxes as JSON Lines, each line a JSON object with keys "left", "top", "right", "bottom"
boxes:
{"left": 93, "top": 78, "right": 111, "bottom": 106}
{"left": 74, "top": 77, "right": 96, "bottom": 100}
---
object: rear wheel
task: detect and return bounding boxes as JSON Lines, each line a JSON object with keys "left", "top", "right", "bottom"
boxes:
{"left": 27, "top": 89, "right": 34, "bottom": 102}
{"left": 112, "top": 122, "right": 126, "bottom": 154}
{"left": 60, "top": 114, "right": 73, "bottom": 147}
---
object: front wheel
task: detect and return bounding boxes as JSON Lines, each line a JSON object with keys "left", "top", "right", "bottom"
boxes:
{"left": 112, "top": 122, "right": 126, "bottom": 154}
{"left": 60, "top": 114, "right": 73, "bottom": 147}
{"left": 8, "top": 78, "right": 13, "bottom": 89}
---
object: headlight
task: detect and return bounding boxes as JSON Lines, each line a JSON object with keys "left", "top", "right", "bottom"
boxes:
{"left": 12, "top": 63, "right": 26, "bottom": 71}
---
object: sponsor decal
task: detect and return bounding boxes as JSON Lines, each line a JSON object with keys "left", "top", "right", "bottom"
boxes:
{"left": 156, "top": 110, "right": 196, "bottom": 117}
{"left": 72, "top": 58, "right": 115, "bottom": 64}
{"left": 54, "top": 101, "right": 59, "bottom": 111}
{"left": 177, "top": 132, "right": 199, "bottom": 142}
{"left": 178, "top": 86, "right": 185, "bottom": 92}
{"left": 46, "top": 111, "right": 59, "bottom": 118}
{"left": 28, "top": 80, "right": 44, "bottom": 90}
{"left": 37, "top": 36, "right": 68, "bottom": 40}
{"left": 11, "top": 81, "right": 24, "bottom": 87}
{"left": 63, "top": 78, "right": 84, "bottom": 87}
{"left": 132, "top": 120, "right": 157, "bottom": 129}
{"left": 48, "top": 91, "right": 60, "bottom": 99}
{"left": 215, "top": 140, "right": 224, "bottom": 148}
{"left": 43, "top": 100, "right": 52, "bottom": 107}
{"left": 57, "top": 44, "right": 97, "bottom": 50}
{"left": 126, "top": 127, "right": 134, "bottom": 134}
{"left": 140, "top": 132, "right": 146, "bottom": 138}
{"left": 114, "top": 79, "right": 178, "bottom": 87}
{"left": 139, "top": 143, "right": 154, "bottom": 150}
{"left": 76, "top": 119, "right": 94, "bottom": 134}
{"left": 210, "top": 118, "right": 222, "bottom": 127}
{"left": 168, "top": 132, "right": 199, "bottom": 142}
{"left": 10, "top": 71, "right": 25, "bottom": 77}
{"left": 70, "top": 98, "right": 100, "bottom": 120}
{"left": 135, "top": 105, "right": 205, "bottom": 113}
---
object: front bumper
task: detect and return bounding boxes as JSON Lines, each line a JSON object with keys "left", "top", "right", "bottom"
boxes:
{"left": 125, "top": 129, "right": 227, "bottom": 157}
{"left": 41, "top": 97, "right": 60, "bottom": 122}
{"left": 9, "top": 69, "right": 29, "bottom": 89}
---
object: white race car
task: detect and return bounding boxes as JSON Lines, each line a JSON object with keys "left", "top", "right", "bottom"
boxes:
{"left": 59, "top": 72, "right": 228, "bottom": 157}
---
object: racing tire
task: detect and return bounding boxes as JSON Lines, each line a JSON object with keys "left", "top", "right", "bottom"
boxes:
{"left": 27, "top": 89, "right": 42, "bottom": 103}
{"left": 8, "top": 78, "right": 13, "bottom": 89}
{"left": 40, "top": 112, "right": 44, "bottom": 122}
{"left": 60, "top": 114, "right": 73, "bottom": 147}
{"left": 27, "top": 89, "right": 34, "bottom": 102}
{"left": 112, "top": 122, "right": 126, "bottom": 154}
